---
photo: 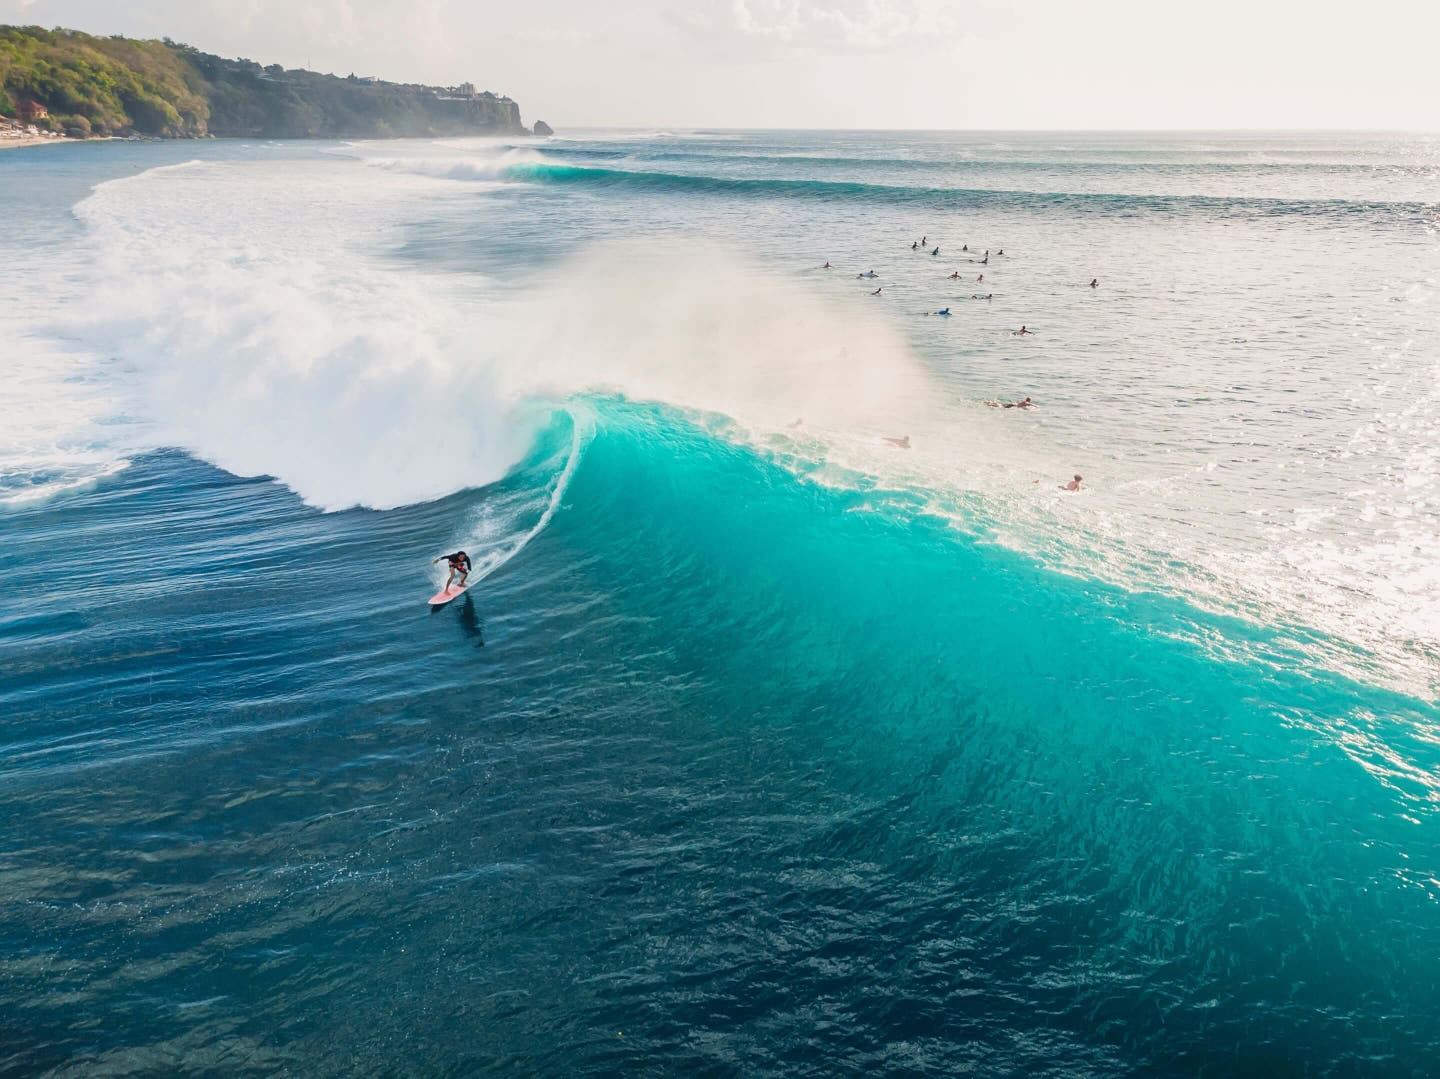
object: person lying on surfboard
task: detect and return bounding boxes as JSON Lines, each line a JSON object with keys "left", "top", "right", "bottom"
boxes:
{"left": 433, "top": 551, "right": 472, "bottom": 590}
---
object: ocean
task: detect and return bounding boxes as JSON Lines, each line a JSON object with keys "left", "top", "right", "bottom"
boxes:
{"left": 2, "top": 129, "right": 1438, "bottom": 1075}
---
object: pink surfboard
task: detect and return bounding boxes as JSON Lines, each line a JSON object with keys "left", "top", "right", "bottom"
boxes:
{"left": 428, "top": 583, "right": 469, "bottom": 607}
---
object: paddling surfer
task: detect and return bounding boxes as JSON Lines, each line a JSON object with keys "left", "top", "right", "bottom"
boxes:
{"left": 434, "top": 551, "right": 473, "bottom": 590}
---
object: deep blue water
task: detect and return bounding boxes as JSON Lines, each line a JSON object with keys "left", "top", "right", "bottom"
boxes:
{"left": 3, "top": 130, "right": 1439, "bottom": 1075}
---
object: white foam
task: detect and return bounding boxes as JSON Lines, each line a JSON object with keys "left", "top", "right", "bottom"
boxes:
{"left": 349, "top": 144, "right": 549, "bottom": 184}
{"left": 37, "top": 153, "right": 951, "bottom": 517}
{"left": 0, "top": 226, "right": 140, "bottom": 510}
{"left": 63, "top": 159, "right": 535, "bottom": 511}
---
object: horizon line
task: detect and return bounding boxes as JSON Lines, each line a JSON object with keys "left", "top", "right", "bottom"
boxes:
{"left": 545, "top": 123, "right": 1439, "bottom": 135}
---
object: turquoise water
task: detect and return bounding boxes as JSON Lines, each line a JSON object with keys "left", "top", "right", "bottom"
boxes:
{"left": 2, "top": 131, "right": 1439, "bottom": 1074}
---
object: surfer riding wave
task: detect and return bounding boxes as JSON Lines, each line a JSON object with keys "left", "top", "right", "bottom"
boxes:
{"left": 434, "top": 551, "right": 472, "bottom": 590}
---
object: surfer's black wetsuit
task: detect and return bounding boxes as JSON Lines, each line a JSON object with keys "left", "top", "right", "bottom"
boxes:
{"left": 445, "top": 552, "right": 472, "bottom": 575}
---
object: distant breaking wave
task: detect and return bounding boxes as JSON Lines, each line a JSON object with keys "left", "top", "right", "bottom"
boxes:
{"left": 497, "top": 161, "right": 1436, "bottom": 222}
{"left": 528, "top": 145, "right": 1440, "bottom": 176}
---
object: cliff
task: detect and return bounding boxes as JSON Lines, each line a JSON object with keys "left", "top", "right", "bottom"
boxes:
{"left": 0, "top": 26, "right": 527, "bottom": 139}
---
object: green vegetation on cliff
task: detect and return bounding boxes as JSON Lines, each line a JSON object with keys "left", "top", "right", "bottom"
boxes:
{"left": 0, "top": 25, "right": 525, "bottom": 139}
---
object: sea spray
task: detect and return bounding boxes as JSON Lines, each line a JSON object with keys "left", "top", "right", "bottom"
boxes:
{"left": 69, "top": 159, "right": 534, "bottom": 512}
{"left": 60, "top": 157, "right": 964, "bottom": 514}
{"left": 495, "top": 239, "right": 935, "bottom": 431}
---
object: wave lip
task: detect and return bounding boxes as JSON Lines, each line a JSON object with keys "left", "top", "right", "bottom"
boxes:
{"left": 362, "top": 146, "right": 548, "bottom": 184}
{"left": 442, "top": 404, "right": 591, "bottom": 590}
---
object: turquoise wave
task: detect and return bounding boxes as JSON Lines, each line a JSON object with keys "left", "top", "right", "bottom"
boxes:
{"left": 4, "top": 396, "right": 1438, "bottom": 1071}
{"left": 535, "top": 400, "right": 1440, "bottom": 1063}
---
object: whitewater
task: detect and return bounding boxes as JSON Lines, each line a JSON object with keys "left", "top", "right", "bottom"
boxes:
{"left": 2, "top": 130, "right": 1439, "bottom": 1075}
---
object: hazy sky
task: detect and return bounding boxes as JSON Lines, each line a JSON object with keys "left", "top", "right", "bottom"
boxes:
{"left": 4, "top": 0, "right": 1437, "bottom": 130}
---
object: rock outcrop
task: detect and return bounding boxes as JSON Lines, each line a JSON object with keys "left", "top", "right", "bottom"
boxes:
{"left": 533, "top": 120, "right": 554, "bottom": 136}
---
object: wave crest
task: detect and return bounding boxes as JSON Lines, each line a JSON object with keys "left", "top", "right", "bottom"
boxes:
{"left": 51, "top": 157, "right": 939, "bottom": 514}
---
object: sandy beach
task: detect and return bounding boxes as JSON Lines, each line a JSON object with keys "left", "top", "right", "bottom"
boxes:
{"left": 0, "top": 134, "right": 69, "bottom": 150}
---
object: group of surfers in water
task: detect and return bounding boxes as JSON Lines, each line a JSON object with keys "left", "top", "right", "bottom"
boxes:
{"left": 824, "top": 245, "right": 1095, "bottom": 317}
{"left": 815, "top": 237, "right": 1094, "bottom": 493}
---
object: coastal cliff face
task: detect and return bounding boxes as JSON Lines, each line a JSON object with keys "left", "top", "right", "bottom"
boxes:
{"left": 193, "top": 52, "right": 525, "bottom": 138}
{"left": 0, "top": 26, "right": 526, "bottom": 139}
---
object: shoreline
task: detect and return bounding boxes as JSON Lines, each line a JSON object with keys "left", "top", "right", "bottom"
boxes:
{"left": 0, "top": 135, "right": 150, "bottom": 152}
{"left": 0, "top": 135, "right": 74, "bottom": 151}
{"left": 0, "top": 131, "right": 529, "bottom": 153}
